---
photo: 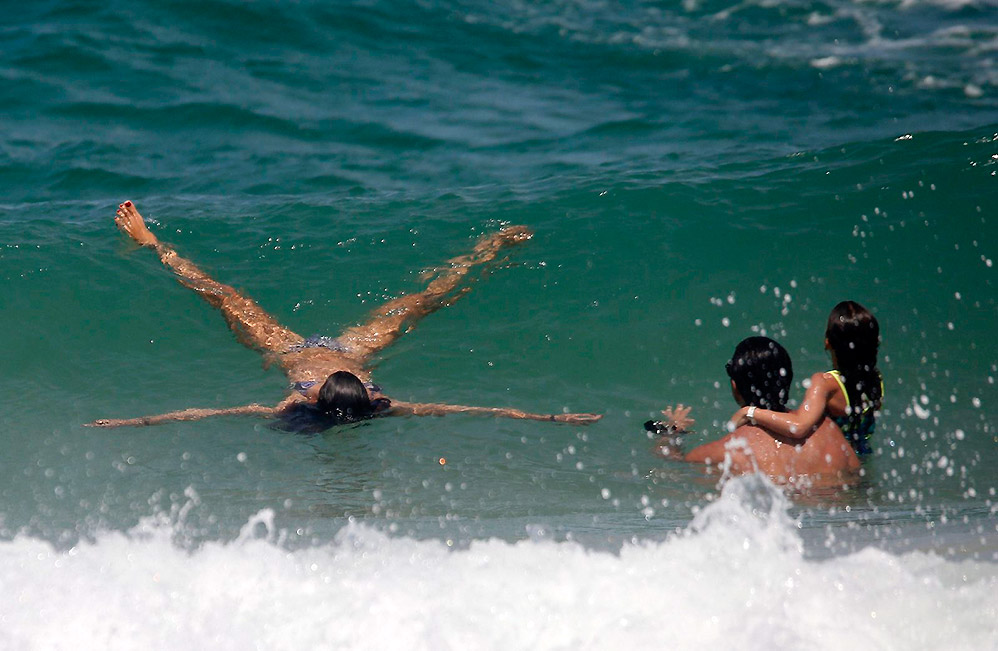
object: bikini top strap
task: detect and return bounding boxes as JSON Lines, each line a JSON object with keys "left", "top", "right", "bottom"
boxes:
{"left": 826, "top": 369, "right": 850, "bottom": 409}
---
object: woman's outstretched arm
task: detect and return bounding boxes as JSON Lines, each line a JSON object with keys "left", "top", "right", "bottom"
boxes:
{"left": 386, "top": 400, "right": 602, "bottom": 425}
{"left": 85, "top": 403, "right": 279, "bottom": 428}
{"left": 729, "top": 372, "right": 837, "bottom": 439}
{"left": 652, "top": 406, "right": 756, "bottom": 472}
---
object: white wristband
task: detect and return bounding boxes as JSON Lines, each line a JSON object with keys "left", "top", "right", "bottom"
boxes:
{"left": 746, "top": 406, "right": 756, "bottom": 423}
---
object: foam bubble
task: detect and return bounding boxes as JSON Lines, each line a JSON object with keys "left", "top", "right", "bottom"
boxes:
{"left": 964, "top": 84, "right": 983, "bottom": 98}
{"left": 810, "top": 56, "right": 842, "bottom": 69}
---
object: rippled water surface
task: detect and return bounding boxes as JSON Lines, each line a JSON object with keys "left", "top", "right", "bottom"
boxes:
{"left": 2, "top": 0, "right": 997, "bottom": 648}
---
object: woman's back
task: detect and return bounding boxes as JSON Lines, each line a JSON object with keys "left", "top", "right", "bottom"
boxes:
{"left": 717, "top": 418, "right": 860, "bottom": 483}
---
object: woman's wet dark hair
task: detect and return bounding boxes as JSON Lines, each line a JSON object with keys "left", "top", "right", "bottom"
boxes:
{"left": 725, "top": 336, "right": 793, "bottom": 412}
{"left": 317, "top": 370, "right": 375, "bottom": 422}
{"left": 276, "top": 371, "right": 377, "bottom": 434}
{"left": 825, "top": 300, "right": 882, "bottom": 430}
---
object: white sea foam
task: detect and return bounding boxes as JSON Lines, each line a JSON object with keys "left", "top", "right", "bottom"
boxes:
{"left": 2, "top": 476, "right": 996, "bottom": 651}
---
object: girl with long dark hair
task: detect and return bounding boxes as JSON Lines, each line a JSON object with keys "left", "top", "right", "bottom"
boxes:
{"left": 730, "top": 301, "right": 883, "bottom": 454}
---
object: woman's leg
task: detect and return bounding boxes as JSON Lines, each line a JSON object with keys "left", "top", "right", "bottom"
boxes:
{"left": 115, "top": 201, "right": 304, "bottom": 353}
{"left": 337, "top": 225, "right": 533, "bottom": 359}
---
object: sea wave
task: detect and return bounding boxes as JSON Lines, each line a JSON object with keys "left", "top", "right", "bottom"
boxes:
{"left": 2, "top": 476, "right": 995, "bottom": 650}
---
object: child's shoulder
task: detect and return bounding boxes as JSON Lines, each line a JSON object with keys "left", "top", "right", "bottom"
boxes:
{"left": 810, "top": 370, "right": 844, "bottom": 391}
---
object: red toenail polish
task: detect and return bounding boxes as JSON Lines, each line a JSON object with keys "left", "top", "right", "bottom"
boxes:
{"left": 125, "top": 201, "right": 132, "bottom": 206}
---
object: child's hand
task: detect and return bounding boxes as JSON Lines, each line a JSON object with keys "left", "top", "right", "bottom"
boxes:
{"left": 729, "top": 406, "right": 750, "bottom": 429}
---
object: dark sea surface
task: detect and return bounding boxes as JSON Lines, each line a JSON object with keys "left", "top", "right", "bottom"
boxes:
{"left": 2, "top": 0, "right": 997, "bottom": 647}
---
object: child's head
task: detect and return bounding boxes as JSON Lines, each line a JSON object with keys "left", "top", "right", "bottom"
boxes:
{"left": 825, "top": 300, "right": 880, "bottom": 370}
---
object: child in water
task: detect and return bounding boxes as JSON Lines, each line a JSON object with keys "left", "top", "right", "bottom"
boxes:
{"left": 729, "top": 301, "right": 883, "bottom": 454}
{"left": 652, "top": 336, "right": 860, "bottom": 485}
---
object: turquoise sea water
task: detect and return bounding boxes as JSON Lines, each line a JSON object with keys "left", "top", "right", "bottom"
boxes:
{"left": 2, "top": 0, "right": 997, "bottom": 647}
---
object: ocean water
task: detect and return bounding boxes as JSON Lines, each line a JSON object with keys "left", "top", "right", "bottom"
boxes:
{"left": 2, "top": 0, "right": 997, "bottom": 648}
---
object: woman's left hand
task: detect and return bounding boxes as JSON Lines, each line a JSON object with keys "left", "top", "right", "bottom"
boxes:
{"left": 554, "top": 413, "right": 603, "bottom": 425}
{"left": 661, "top": 404, "right": 695, "bottom": 431}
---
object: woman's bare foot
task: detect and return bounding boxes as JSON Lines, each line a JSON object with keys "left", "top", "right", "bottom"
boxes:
{"left": 418, "top": 225, "right": 533, "bottom": 283}
{"left": 473, "top": 224, "right": 533, "bottom": 257}
{"left": 452, "top": 224, "right": 534, "bottom": 268}
{"left": 115, "top": 201, "right": 159, "bottom": 247}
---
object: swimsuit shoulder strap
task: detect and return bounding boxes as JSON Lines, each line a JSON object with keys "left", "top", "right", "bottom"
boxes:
{"left": 826, "top": 369, "right": 850, "bottom": 408}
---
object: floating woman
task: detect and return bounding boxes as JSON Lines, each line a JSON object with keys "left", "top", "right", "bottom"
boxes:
{"left": 88, "top": 202, "right": 601, "bottom": 431}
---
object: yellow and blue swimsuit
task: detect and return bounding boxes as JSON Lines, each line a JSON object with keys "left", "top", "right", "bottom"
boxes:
{"left": 827, "top": 369, "right": 883, "bottom": 455}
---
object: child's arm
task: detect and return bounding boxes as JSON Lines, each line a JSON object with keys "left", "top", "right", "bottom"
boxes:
{"left": 729, "top": 372, "right": 838, "bottom": 439}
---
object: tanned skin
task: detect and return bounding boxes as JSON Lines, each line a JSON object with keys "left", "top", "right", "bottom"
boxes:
{"left": 88, "top": 202, "right": 601, "bottom": 428}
